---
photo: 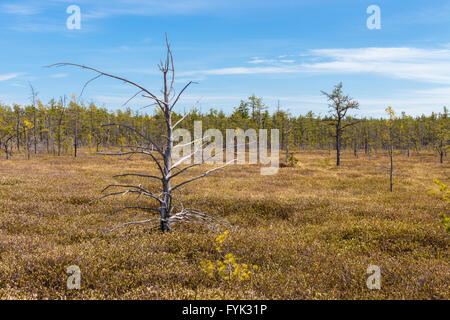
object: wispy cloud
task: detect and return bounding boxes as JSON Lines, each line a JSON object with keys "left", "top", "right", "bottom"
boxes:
{"left": 1, "top": 3, "right": 40, "bottom": 15}
{"left": 248, "top": 56, "right": 296, "bottom": 65}
{"left": 0, "top": 0, "right": 297, "bottom": 21}
{"left": 248, "top": 57, "right": 277, "bottom": 64}
{"left": 79, "top": 0, "right": 239, "bottom": 20}
{"left": 0, "top": 73, "right": 23, "bottom": 82}
{"left": 180, "top": 66, "right": 299, "bottom": 76}
{"left": 181, "top": 47, "right": 450, "bottom": 85}
{"left": 9, "top": 22, "right": 68, "bottom": 33}
{"left": 302, "top": 47, "right": 450, "bottom": 84}
{"left": 1, "top": 0, "right": 301, "bottom": 21}
{"left": 413, "top": 86, "right": 450, "bottom": 95}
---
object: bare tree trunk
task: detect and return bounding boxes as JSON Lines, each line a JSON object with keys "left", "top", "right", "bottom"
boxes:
{"left": 33, "top": 109, "right": 37, "bottom": 154}
{"left": 26, "top": 131, "right": 31, "bottom": 160}
{"left": 5, "top": 140, "right": 9, "bottom": 159}
{"left": 57, "top": 115, "right": 62, "bottom": 156}
{"left": 57, "top": 98, "right": 64, "bottom": 156}
{"left": 285, "top": 139, "right": 289, "bottom": 164}
{"left": 74, "top": 108, "right": 78, "bottom": 158}
{"left": 336, "top": 123, "right": 341, "bottom": 166}
{"left": 364, "top": 130, "right": 369, "bottom": 154}
{"left": 160, "top": 72, "right": 172, "bottom": 231}
{"left": 389, "top": 146, "right": 393, "bottom": 192}
{"left": 15, "top": 112, "right": 20, "bottom": 152}
{"left": 46, "top": 114, "right": 51, "bottom": 154}
{"left": 161, "top": 123, "right": 172, "bottom": 231}
{"left": 407, "top": 137, "right": 410, "bottom": 158}
{"left": 29, "top": 83, "right": 38, "bottom": 155}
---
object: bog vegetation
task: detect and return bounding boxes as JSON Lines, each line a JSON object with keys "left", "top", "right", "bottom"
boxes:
{"left": 0, "top": 149, "right": 448, "bottom": 299}
{"left": 0, "top": 43, "right": 448, "bottom": 299}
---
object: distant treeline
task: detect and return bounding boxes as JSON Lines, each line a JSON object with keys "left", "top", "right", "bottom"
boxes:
{"left": 0, "top": 95, "right": 448, "bottom": 161}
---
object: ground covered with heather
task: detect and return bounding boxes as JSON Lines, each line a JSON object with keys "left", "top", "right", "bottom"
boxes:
{"left": 0, "top": 150, "right": 448, "bottom": 299}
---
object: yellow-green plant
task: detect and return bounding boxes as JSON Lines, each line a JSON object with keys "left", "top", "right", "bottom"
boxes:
{"left": 287, "top": 153, "right": 298, "bottom": 167}
{"left": 118, "top": 136, "right": 127, "bottom": 152}
{"left": 200, "top": 230, "right": 259, "bottom": 281}
{"left": 431, "top": 179, "right": 450, "bottom": 233}
{"left": 24, "top": 120, "right": 34, "bottom": 129}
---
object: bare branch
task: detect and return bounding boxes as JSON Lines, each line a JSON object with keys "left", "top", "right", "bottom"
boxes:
{"left": 170, "top": 139, "right": 253, "bottom": 178}
{"left": 97, "top": 150, "right": 152, "bottom": 157}
{"left": 170, "top": 140, "right": 209, "bottom": 169}
{"left": 139, "top": 102, "right": 158, "bottom": 110}
{"left": 170, "top": 81, "right": 197, "bottom": 110}
{"left": 171, "top": 159, "right": 236, "bottom": 192}
{"left": 171, "top": 97, "right": 202, "bottom": 129}
{"left": 80, "top": 74, "right": 102, "bottom": 98}
{"left": 122, "top": 90, "right": 144, "bottom": 108}
{"left": 165, "top": 33, "right": 176, "bottom": 97}
{"left": 101, "top": 123, "right": 163, "bottom": 156}
{"left": 90, "top": 190, "right": 148, "bottom": 204}
{"left": 46, "top": 62, "right": 166, "bottom": 108}
{"left": 172, "top": 111, "right": 191, "bottom": 129}
{"left": 102, "top": 184, "right": 162, "bottom": 203}
{"left": 113, "top": 173, "right": 162, "bottom": 181}
{"left": 173, "top": 135, "right": 211, "bottom": 149}
{"left": 168, "top": 208, "right": 230, "bottom": 231}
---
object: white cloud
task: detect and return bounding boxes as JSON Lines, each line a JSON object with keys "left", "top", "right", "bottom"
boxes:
{"left": 301, "top": 47, "right": 450, "bottom": 84}
{"left": 248, "top": 57, "right": 296, "bottom": 64}
{"left": 180, "top": 66, "right": 300, "bottom": 76}
{"left": 413, "top": 87, "right": 450, "bottom": 95}
{"left": 308, "top": 47, "right": 450, "bottom": 62}
{"left": 248, "top": 58, "right": 276, "bottom": 64}
{"left": 182, "top": 47, "right": 450, "bottom": 85}
{"left": 0, "top": 73, "right": 23, "bottom": 82}
{"left": 1, "top": 3, "right": 40, "bottom": 15}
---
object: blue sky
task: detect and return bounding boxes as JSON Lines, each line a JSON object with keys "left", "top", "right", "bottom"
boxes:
{"left": 0, "top": 0, "right": 449, "bottom": 117}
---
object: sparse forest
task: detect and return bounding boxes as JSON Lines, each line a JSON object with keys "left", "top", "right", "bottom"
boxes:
{"left": 1, "top": 96, "right": 448, "bottom": 163}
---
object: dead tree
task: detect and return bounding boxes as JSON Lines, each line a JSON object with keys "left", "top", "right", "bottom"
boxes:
{"left": 321, "top": 83, "right": 359, "bottom": 166}
{"left": 3, "top": 126, "right": 33, "bottom": 160}
{"left": 385, "top": 106, "right": 396, "bottom": 192}
{"left": 1, "top": 133, "right": 11, "bottom": 159}
{"left": 56, "top": 96, "right": 65, "bottom": 156}
{"left": 48, "top": 35, "right": 234, "bottom": 232}
{"left": 28, "top": 83, "right": 38, "bottom": 154}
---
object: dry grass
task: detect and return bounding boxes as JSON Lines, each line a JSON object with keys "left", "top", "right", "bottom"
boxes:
{"left": 0, "top": 149, "right": 448, "bottom": 299}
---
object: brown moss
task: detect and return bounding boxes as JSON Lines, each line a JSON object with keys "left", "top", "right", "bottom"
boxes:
{"left": 0, "top": 149, "right": 448, "bottom": 299}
